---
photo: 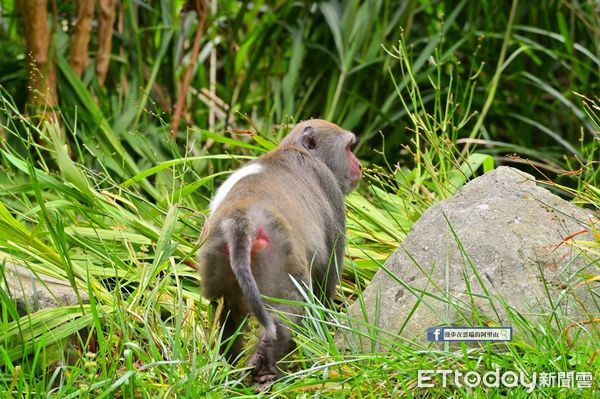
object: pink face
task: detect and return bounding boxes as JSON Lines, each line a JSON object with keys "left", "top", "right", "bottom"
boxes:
{"left": 347, "top": 145, "right": 362, "bottom": 188}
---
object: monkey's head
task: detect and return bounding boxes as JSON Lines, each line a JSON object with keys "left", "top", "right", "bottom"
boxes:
{"left": 282, "top": 119, "right": 362, "bottom": 194}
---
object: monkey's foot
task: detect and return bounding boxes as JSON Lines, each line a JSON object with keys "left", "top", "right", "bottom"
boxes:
{"left": 247, "top": 350, "right": 277, "bottom": 391}
{"left": 254, "top": 376, "right": 276, "bottom": 392}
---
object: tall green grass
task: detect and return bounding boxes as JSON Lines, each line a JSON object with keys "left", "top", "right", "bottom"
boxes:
{"left": 1, "top": 0, "right": 598, "bottom": 178}
{"left": 0, "top": 0, "right": 598, "bottom": 396}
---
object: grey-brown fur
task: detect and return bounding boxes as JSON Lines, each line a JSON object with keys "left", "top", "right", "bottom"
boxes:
{"left": 197, "top": 120, "right": 361, "bottom": 388}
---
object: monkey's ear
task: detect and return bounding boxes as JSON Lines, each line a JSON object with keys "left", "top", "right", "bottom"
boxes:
{"left": 301, "top": 126, "right": 316, "bottom": 150}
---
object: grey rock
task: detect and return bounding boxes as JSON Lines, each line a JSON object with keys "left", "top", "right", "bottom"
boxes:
{"left": 339, "top": 167, "right": 599, "bottom": 351}
{"left": 1, "top": 261, "right": 88, "bottom": 314}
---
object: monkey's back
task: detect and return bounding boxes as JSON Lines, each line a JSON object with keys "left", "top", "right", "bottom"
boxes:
{"left": 198, "top": 146, "right": 346, "bottom": 299}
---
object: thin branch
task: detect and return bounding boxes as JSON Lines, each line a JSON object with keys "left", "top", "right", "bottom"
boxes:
{"left": 172, "top": 0, "right": 206, "bottom": 138}
{"left": 208, "top": 0, "right": 217, "bottom": 132}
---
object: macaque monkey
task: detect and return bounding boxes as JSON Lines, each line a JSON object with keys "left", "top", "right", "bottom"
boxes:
{"left": 197, "top": 119, "right": 362, "bottom": 388}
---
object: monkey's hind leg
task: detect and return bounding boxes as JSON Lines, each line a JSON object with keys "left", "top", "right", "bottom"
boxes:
{"left": 198, "top": 249, "right": 249, "bottom": 362}
{"left": 217, "top": 296, "right": 251, "bottom": 363}
{"left": 247, "top": 254, "right": 308, "bottom": 390}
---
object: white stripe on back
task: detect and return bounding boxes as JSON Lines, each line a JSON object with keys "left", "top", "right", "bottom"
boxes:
{"left": 210, "top": 163, "right": 263, "bottom": 214}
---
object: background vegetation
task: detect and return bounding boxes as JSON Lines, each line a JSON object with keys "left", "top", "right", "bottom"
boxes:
{"left": 0, "top": 0, "right": 598, "bottom": 397}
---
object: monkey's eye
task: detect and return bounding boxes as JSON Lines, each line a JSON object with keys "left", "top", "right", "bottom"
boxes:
{"left": 346, "top": 136, "right": 358, "bottom": 150}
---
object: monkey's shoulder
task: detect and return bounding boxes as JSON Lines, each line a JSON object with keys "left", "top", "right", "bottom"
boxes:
{"left": 260, "top": 145, "right": 311, "bottom": 167}
{"left": 260, "top": 146, "right": 338, "bottom": 183}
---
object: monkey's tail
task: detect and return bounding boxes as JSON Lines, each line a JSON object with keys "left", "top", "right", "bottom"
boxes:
{"left": 224, "top": 216, "right": 277, "bottom": 339}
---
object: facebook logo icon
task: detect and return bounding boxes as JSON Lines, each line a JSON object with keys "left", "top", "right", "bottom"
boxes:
{"left": 427, "top": 327, "right": 444, "bottom": 342}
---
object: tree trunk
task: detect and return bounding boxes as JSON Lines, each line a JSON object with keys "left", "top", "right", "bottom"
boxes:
{"left": 69, "top": 0, "right": 95, "bottom": 77}
{"left": 97, "top": 0, "right": 116, "bottom": 85}
{"left": 17, "top": 0, "right": 58, "bottom": 118}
